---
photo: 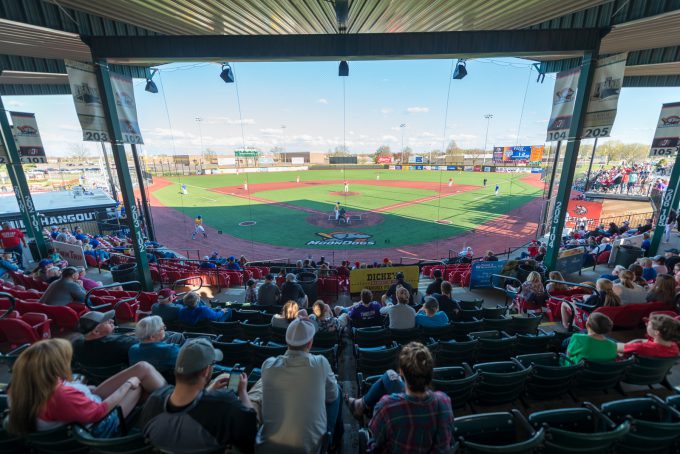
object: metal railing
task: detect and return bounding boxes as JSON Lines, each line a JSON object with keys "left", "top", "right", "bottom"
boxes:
{"left": 0, "top": 292, "right": 16, "bottom": 320}
{"left": 545, "top": 279, "right": 599, "bottom": 332}
{"left": 85, "top": 281, "right": 142, "bottom": 312}
{"left": 490, "top": 274, "right": 522, "bottom": 307}
{"left": 171, "top": 276, "right": 204, "bottom": 299}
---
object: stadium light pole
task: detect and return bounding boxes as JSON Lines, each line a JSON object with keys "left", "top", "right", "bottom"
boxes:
{"left": 195, "top": 117, "right": 204, "bottom": 155}
{"left": 281, "top": 124, "right": 287, "bottom": 154}
{"left": 400, "top": 123, "right": 406, "bottom": 164}
{"left": 483, "top": 114, "right": 493, "bottom": 165}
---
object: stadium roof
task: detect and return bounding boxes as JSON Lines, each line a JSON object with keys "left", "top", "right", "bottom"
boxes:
{"left": 0, "top": 0, "right": 679, "bottom": 93}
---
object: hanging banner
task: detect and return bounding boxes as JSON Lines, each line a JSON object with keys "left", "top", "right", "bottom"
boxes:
{"left": 582, "top": 53, "right": 627, "bottom": 139}
{"left": 9, "top": 112, "right": 47, "bottom": 163}
{"left": 546, "top": 67, "right": 581, "bottom": 142}
{"left": 110, "top": 72, "right": 144, "bottom": 144}
{"left": 65, "top": 60, "right": 144, "bottom": 144}
{"left": 0, "top": 133, "right": 7, "bottom": 164}
{"left": 650, "top": 102, "right": 680, "bottom": 157}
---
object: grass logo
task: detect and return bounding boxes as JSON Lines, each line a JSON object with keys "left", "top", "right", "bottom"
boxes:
{"left": 307, "top": 231, "right": 375, "bottom": 246}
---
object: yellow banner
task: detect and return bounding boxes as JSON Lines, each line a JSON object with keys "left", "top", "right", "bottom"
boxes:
{"left": 349, "top": 265, "right": 420, "bottom": 293}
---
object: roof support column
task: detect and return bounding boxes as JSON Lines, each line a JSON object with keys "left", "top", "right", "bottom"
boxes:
{"left": 544, "top": 51, "right": 599, "bottom": 271}
{"left": 131, "top": 144, "right": 156, "bottom": 242}
{"left": 0, "top": 96, "right": 48, "bottom": 260}
{"left": 93, "top": 60, "right": 152, "bottom": 290}
{"left": 649, "top": 153, "right": 680, "bottom": 256}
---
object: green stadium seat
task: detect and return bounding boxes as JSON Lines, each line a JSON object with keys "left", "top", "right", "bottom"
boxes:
{"left": 0, "top": 428, "right": 25, "bottom": 454}
{"left": 601, "top": 397, "right": 680, "bottom": 454}
{"left": 25, "top": 425, "right": 88, "bottom": 454}
{"left": 450, "top": 320, "right": 484, "bottom": 338}
{"left": 622, "top": 355, "right": 678, "bottom": 389}
{"left": 231, "top": 309, "right": 265, "bottom": 322}
{"left": 481, "top": 315, "right": 513, "bottom": 332}
{"left": 311, "top": 345, "right": 338, "bottom": 371}
{"left": 473, "top": 361, "right": 532, "bottom": 405}
{"left": 514, "top": 352, "right": 582, "bottom": 400}
{"left": 435, "top": 337, "right": 478, "bottom": 366}
{"left": 209, "top": 321, "right": 242, "bottom": 340}
{"left": 240, "top": 322, "right": 272, "bottom": 342}
{"left": 355, "top": 343, "right": 400, "bottom": 377}
{"left": 421, "top": 324, "right": 455, "bottom": 341}
{"left": 666, "top": 394, "right": 680, "bottom": 412}
{"left": 353, "top": 327, "right": 391, "bottom": 348}
{"left": 431, "top": 364, "right": 478, "bottom": 410}
{"left": 515, "top": 331, "right": 555, "bottom": 355}
{"left": 469, "top": 330, "right": 516, "bottom": 363}
{"left": 459, "top": 309, "right": 482, "bottom": 321}
{"left": 389, "top": 327, "right": 423, "bottom": 345}
{"left": 250, "top": 342, "right": 287, "bottom": 368}
{"left": 508, "top": 314, "right": 543, "bottom": 335}
{"left": 182, "top": 332, "right": 219, "bottom": 341}
{"left": 528, "top": 405, "right": 630, "bottom": 454}
{"left": 453, "top": 410, "right": 544, "bottom": 452}
{"left": 269, "top": 326, "right": 287, "bottom": 344}
{"left": 481, "top": 306, "right": 506, "bottom": 319}
{"left": 573, "top": 358, "right": 634, "bottom": 395}
{"left": 71, "top": 425, "right": 152, "bottom": 453}
{"left": 456, "top": 299, "right": 484, "bottom": 310}
{"left": 212, "top": 340, "right": 250, "bottom": 367}
{"left": 313, "top": 330, "right": 340, "bottom": 349}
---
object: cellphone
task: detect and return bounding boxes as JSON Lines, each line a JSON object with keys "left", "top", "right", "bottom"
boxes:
{"left": 227, "top": 368, "right": 241, "bottom": 392}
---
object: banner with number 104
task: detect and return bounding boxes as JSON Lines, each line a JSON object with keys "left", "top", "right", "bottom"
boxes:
{"left": 650, "top": 102, "right": 680, "bottom": 158}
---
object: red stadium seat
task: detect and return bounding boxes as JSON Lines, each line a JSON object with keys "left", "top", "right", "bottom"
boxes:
{"left": 593, "top": 301, "right": 674, "bottom": 330}
{"left": 18, "top": 301, "right": 79, "bottom": 334}
{"left": 0, "top": 316, "right": 49, "bottom": 349}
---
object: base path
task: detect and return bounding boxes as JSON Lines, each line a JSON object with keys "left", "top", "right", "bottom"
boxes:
{"left": 146, "top": 175, "right": 545, "bottom": 263}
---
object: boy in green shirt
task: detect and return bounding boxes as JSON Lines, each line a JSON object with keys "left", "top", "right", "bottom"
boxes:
{"left": 565, "top": 312, "right": 617, "bottom": 365}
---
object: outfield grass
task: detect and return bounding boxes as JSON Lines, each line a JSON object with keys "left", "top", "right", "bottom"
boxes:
{"left": 151, "top": 169, "right": 543, "bottom": 249}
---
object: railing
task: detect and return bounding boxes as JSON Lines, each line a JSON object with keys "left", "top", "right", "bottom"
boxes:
{"left": 172, "top": 276, "right": 204, "bottom": 299}
{"left": 85, "top": 281, "right": 142, "bottom": 312}
{"left": 490, "top": 274, "right": 522, "bottom": 307}
{"left": 0, "top": 292, "right": 16, "bottom": 319}
{"left": 178, "top": 248, "right": 201, "bottom": 260}
{"left": 398, "top": 258, "right": 445, "bottom": 266}
{"left": 546, "top": 280, "right": 599, "bottom": 332}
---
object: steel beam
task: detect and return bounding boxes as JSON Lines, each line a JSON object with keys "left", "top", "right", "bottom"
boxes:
{"left": 649, "top": 152, "right": 680, "bottom": 256}
{"left": 93, "top": 60, "right": 152, "bottom": 290}
{"left": 544, "top": 51, "right": 599, "bottom": 271}
{"left": 84, "top": 29, "right": 608, "bottom": 63}
{"left": 0, "top": 96, "right": 47, "bottom": 260}
{"left": 131, "top": 144, "right": 156, "bottom": 242}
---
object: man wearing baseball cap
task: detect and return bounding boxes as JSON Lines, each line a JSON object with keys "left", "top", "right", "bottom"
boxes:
{"left": 39, "top": 266, "right": 87, "bottom": 307}
{"left": 73, "top": 310, "right": 138, "bottom": 368}
{"left": 140, "top": 338, "right": 257, "bottom": 453}
{"left": 151, "top": 288, "right": 183, "bottom": 324}
{"left": 257, "top": 317, "right": 341, "bottom": 452}
{"left": 383, "top": 271, "right": 415, "bottom": 305}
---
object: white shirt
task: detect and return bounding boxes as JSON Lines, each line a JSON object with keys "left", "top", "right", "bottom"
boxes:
{"left": 613, "top": 283, "right": 648, "bottom": 305}
{"left": 258, "top": 350, "right": 338, "bottom": 453}
{"left": 380, "top": 303, "right": 416, "bottom": 329}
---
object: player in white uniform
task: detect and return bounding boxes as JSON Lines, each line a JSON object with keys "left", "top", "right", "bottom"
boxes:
{"left": 344, "top": 181, "right": 349, "bottom": 193}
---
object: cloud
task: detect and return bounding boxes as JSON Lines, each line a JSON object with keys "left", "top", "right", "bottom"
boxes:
{"left": 259, "top": 128, "right": 284, "bottom": 135}
{"left": 317, "top": 98, "right": 328, "bottom": 104}
{"left": 380, "top": 108, "right": 392, "bottom": 114}
{"left": 449, "top": 133, "right": 477, "bottom": 141}
{"left": 381, "top": 135, "right": 398, "bottom": 142}
{"left": 208, "top": 117, "right": 256, "bottom": 125}
{"left": 406, "top": 106, "right": 429, "bottom": 114}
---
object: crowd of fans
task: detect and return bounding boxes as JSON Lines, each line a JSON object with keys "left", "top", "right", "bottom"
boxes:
{"left": 582, "top": 162, "right": 669, "bottom": 195}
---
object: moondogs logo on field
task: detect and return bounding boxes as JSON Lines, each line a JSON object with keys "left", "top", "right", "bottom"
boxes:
{"left": 307, "top": 231, "right": 375, "bottom": 246}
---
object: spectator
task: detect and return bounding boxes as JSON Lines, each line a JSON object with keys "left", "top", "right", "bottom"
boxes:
{"left": 257, "top": 274, "right": 281, "bottom": 306}
{"left": 318, "top": 263, "right": 330, "bottom": 277}
{"left": 380, "top": 287, "right": 416, "bottom": 329}
{"left": 425, "top": 269, "right": 443, "bottom": 296}
{"left": 613, "top": 270, "right": 648, "bottom": 305}
{"left": 641, "top": 232, "right": 651, "bottom": 253}
{"left": 73, "top": 310, "right": 139, "bottom": 367}
{"left": 638, "top": 219, "right": 654, "bottom": 235}
{"left": 76, "top": 266, "right": 103, "bottom": 291}
{"left": 546, "top": 271, "right": 569, "bottom": 294}
{"left": 347, "top": 342, "right": 453, "bottom": 453}
{"left": 279, "top": 273, "right": 308, "bottom": 308}
{"left": 561, "top": 279, "right": 620, "bottom": 329}
{"left": 49, "top": 225, "right": 59, "bottom": 239}
{"left": 431, "top": 281, "right": 461, "bottom": 319}
{"left": 39, "top": 266, "right": 86, "bottom": 307}
{"left": 483, "top": 250, "right": 498, "bottom": 261}
{"left": 619, "top": 220, "right": 631, "bottom": 235}
{"left": 32, "top": 259, "right": 53, "bottom": 282}
{"left": 140, "top": 339, "right": 257, "bottom": 453}
{"left": 653, "top": 256, "right": 669, "bottom": 275}
{"left": 311, "top": 300, "right": 343, "bottom": 333}
{"left": 199, "top": 256, "right": 216, "bottom": 269}
{"left": 509, "top": 271, "right": 547, "bottom": 309}
{"left": 47, "top": 248, "right": 68, "bottom": 268}
{"left": 606, "top": 222, "right": 619, "bottom": 236}
{"left": 0, "top": 222, "right": 27, "bottom": 264}
{"left": 639, "top": 258, "right": 657, "bottom": 281}
{"left": 416, "top": 297, "right": 449, "bottom": 328}
{"left": 151, "top": 289, "right": 183, "bottom": 324}
{"left": 337, "top": 261, "right": 350, "bottom": 281}
{"left": 600, "top": 265, "right": 626, "bottom": 282}
{"left": 271, "top": 301, "right": 299, "bottom": 329}
{"left": 617, "top": 314, "right": 680, "bottom": 358}
{"left": 628, "top": 263, "right": 649, "bottom": 287}
{"left": 565, "top": 313, "right": 617, "bottom": 365}
{"left": 534, "top": 246, "right": 547, "bottom": 262}
{"left": 244, "top": 279, "right": 257, "bottom": 304}
{"left": 179, "top": 291, "right": 231, "bottom": 325}
{"left": 383, "top": 272, "right": 415, "bottom": 305}
{"left": 226, "top": 256, "right": 241, "bottom": 271}
{"left": 665, "top": 248, "right": 680, "bottom": 272}
{"left": 0, "top": 252, "right": 19, "bottom": 278}
{"left": 646, "top": 274, "right": 676, "bottom": 305}
{"left": 238, "top": 255, "right": 248, "bottom": 268}
{"left": 257, "top": 318, "right": 341, "bottom": 452}
{"left": 128, "top": 316, "right": 180, "bottom": 372}
{"left": 349, "top": 289, "right": 382, "bottom": 326}
{"left": 7, "top": 338, "right": 165, "bottom": 437}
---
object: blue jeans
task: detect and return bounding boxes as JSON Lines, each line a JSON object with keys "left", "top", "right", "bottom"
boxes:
{"left": 363, "top": 370, "right": 405, "bottom": 409}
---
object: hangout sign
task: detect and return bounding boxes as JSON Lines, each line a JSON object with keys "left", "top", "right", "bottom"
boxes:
{"left": 10, "top": 112, "right": 47, "bottom": 163}
{"left": 349, "top": 266, "right": 419, "bottom": 293}
{"left": 65, "top": 60, "right": 144, "bottom": 144}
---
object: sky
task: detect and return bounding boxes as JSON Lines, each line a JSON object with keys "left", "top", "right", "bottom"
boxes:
{"left": 4, "top": 57, "right": 679, "bottom": 157}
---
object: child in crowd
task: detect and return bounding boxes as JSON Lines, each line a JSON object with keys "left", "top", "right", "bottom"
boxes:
{"left": 47, "top": 248, "right": 68, "bottom": 269}
{"left": 311, "top": 300, "right": 346, "bottom": 333}
{"left": 565, "top": 312, "right": 617, "bottom": 365}
{"left": 639, "top": 258, "right": 657, "bottom": 282}
{"left": 244, "top": 279, "right": 257, "bottom": 304}
{"left": 561, "top": 279, "right": 620, "bottom": 329}
{"left": 646, "top": 274, "right": 677, "bottom": 305}
{"left": 613, "top": 270, "right": 648, "bottom": 305}
{"left": 653, "top": 256, "right": 669, "bottom": 275}
{"left": 617, "top": 314, "right": 680, "bottom": 358}
{"left": 415, "top": 297, "right": 449, "bottom": 328}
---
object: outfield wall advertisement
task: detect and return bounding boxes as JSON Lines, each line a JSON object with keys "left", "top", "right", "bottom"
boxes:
{"left": 492, "top": 145, "right": 544, "bottom": 164}
{"left": 349, "top": 265, "right": 419, "bottom": 293}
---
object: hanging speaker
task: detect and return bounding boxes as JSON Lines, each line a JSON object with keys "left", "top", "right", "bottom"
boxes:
{"left": 452, "top": 61, "right": 467, "bottom": 80}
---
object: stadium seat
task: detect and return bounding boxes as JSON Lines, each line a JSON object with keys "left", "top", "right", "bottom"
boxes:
{"left": 311, "top": 345, "right": 338, "bottom": 371}
{"left": 231, "top": 309, "right": 266, "bottom": 323}
{"left": 528, "top": 406, "right": 630, "bottom": 454}
{"left": 456, "top": 299, "right": 483, "bottom": 311}
{"left": 593, "top": 301, "right": 673, "bottom": 330}
{"left": 0, "top": 316, "right": 50, "bottom": 350}
{"left": 421, "top": 324, "right": 455, "bottom": 341}
{"left": 508, "top": 314, "right": 543, "bottom": 335}
{"left": 481, "top": 306, "right": 506, "bottom": 319}
{"left": 469, "top": 330, "right": 516, "bottom": 363}
{"left": 514, "top": 353, "right": 582, "bottom": 400}
{"left": 450, "top": 320, "right": 484, "bottom": 338}
{"left": 269, "top": 326, "right": 287, "bottom": 344}
{"left": 209, "top": 321, "right": 242, "bottom": 340}
{"left": 250, "top": 342, "right": 287, "bottom": 368}
{"left": 353, "top": 327, "right": 391, "bottom": 348}
{"left": 573, "top": 358, "right": 635, "bottom": 395}
{"left": 73, "top": 363, "right": 127, "bottom": 386}
{"left": 621, "top": 355, "right": 678, "bottom": 389}
{"left": 182, "top": 332, "right": 219, "bottom": 341}
{"left": 71, "top": 425, "right": 152, "bottom": 453}
{"left": 473, "top": 361, "right": 532, "bottom": 405}
{"left": 355, "top": 343, "right": 400, "bottom": 377}
{"left": 213, "top": 339, "right": 250, "bottom": 367}
{"left": 25, "top": 424, "right": 88, "bottom": 454}
{"left": 453, "top": 410, "right": 544, "bottom": 452}
{"left": 239, "top": 322, "right": 272, "bottom": 342}
{"left": 667, "top": 394, "right": 680, "bottom": 412}
{"left": 601, "top": 397, "right": 680, "bottom": 454}
{"left": 435, "top": 337, "right": 478, "bottom": 366}
{"left": 515, "top": 331, "right": 556, "bottom": 355}
{"left": 481, "top": 315, "right": 513, "bottom": 332}
{"left": 459, "top": 309, "right": 482, "bottom": 321}
{"left": 431, "top": 364, "right": 478, "bottom": 410}
{"left": 389, "top": 327, "right": 423, "bottom": 345}
{"left": 313, "top": 330, "right": 340, "bottom": 349}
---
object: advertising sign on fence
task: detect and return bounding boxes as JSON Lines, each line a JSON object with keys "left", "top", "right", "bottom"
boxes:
{"left": 9, "top": 112, "right": 47, "bottom": 163}
{"left": 376, "top": 155, "right": 392, "bottom": 164}
{"left": 469, "top": 260, "right": 507, "bottom": 290}
{"left": 349, "top": 265, "right": 419, "bottom": 293}
{"left": 52, "top": 240, "right": 87, "bottom": 268}
{"left": 555, "top": 247, "right": 585, "bottom": 275}
{"left": 650, "top": 102, "right": 680, "bottom": 157}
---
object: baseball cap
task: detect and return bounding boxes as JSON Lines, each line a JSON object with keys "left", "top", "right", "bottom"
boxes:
{"left": 396, "top": 272, "right": 404, "bottom": 279}
{"left": 38, "top": 259, "right": 53, "bottom": 268}
{"left": 285, "top": 318, "right": 316, "bottom": 347}
{"left": 175, "top": 338, "right": 223, "bottom": 374}
{"left": 78, "top": 310, "right": 115, "bottom": 334}
{"left": 666, "top": 248, "right": 680, "bottom": 254}
{"left": 265, "top": 273, "right": 274, "bottom": 280}
{"left": 158, "top": 288, "right": 176, "bottom": 301}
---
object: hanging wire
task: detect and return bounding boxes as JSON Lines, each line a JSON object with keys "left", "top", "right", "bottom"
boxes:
{"left": 437, "top": 60, "right": 456, "bottom": 255}
{"left": 514, "top": 66, "right": 533, "bottom": 146}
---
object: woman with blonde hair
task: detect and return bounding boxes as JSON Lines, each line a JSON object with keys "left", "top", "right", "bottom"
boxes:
{"left": 311, "top": 300, "right": 342, "bottom": 332}
{"left": 613, "top": 270, "right": 648, "bottom": 305}
{"left": 271, "top": 300, "right": 300, "bottom": 328}
{"left": 646, "top": 274, "right": 677, "bottom": 305}
{"left": 8, "top": 338, "right": 165, "bottom": 436}
{"left": 561, "top": 279, "right": 620, "bottom": 329}
{"left": 509, "top": 271, "right": 546, "bottom": 309}
{"left": 546, "top": 271, "right": 569, "bottom": 294}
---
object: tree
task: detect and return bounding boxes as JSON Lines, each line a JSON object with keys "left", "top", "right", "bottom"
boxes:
{"left": 401, "top": 146, "right": 413, "bottom": 163}
{"left": 68, "top": 143, "right": 90, "bottom": 160}
{"left": 202, "top": 148, "right": 217, "bottom": 164}
{"left": 330, "top": 145, "right": 350, "bottom": 157}
{"left": 445, "top": 140, "right": 459, "bottom": 155}
{"left": 374, "top": 145, "right": 391, "bottom": 157}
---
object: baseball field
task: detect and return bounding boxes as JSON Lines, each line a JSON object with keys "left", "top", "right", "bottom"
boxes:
{"left": 148, "top": 169, "right": 544, "bottom": 262}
